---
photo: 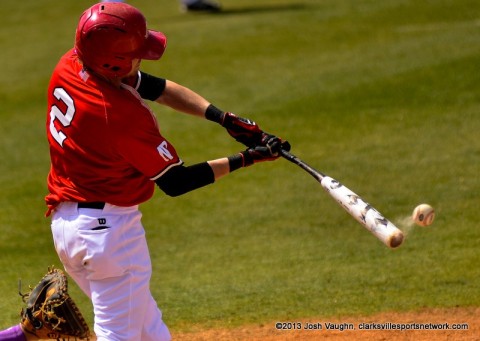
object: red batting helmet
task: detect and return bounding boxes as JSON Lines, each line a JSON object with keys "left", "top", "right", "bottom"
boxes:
{"left": 75, "top": 2, "right": 167, "bottom": 78}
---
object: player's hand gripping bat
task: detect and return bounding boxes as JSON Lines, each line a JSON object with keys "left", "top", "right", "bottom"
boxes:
{"left": 280, "top": 149, "right": 404, "bottom": 248}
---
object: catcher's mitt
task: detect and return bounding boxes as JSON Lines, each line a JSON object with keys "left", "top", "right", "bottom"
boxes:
{"left": 20, "top": 267, "right": 90, "bottom": 340}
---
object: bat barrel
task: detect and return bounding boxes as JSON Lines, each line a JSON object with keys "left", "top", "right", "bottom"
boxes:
{"left": 321, "top": 176, "right": 404, "bottom": 248}
{"left": 280, "top": 150, "right": 403, "bottom": 249}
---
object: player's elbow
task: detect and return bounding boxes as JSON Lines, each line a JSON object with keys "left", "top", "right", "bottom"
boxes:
{"left": 157, "top": 184, "right": 185, "bottom": 197}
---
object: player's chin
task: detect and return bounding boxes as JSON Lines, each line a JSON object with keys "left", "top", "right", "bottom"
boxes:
{"left": 127, "top": 59, "right": 142, "bottom": 77}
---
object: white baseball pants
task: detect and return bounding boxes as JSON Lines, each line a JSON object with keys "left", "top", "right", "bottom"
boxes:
{"left": 51, "top": 202, "right": 171, "bottom": 341}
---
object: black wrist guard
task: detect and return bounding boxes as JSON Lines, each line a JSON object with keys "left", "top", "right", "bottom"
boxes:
{"left": 205, "top": 104, "right": 225, "bottom": 124}
{"left": 228, "top": 153, "right": 244, "bottom": 172}
{"left": 227, "top": 152, "right": 254, "bottom": 171}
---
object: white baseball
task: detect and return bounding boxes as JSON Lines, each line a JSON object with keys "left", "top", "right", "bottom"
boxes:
{"left": 412, "top": 204, "right": 435, "bottom": 226}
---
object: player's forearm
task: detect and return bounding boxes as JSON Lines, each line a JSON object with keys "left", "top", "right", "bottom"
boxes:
{"left": 155, "top": 80, "right": 210, "bottom": 118}
{"left": 207, "top": 157, "right": 230, "bottom": 180}
{"left": 155, "top": 155, "right": 251, "bottom": 197}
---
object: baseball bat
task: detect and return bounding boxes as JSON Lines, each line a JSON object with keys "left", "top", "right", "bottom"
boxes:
{"left": 280, "top": 149, "right": 404, "bottom": 248}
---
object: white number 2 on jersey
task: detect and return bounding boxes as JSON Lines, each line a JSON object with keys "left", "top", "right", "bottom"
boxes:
{"left": 49, "top": 87, "right": 75, "bottom": 147}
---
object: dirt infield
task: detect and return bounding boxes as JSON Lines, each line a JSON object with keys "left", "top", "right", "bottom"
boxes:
{"left": 173, "top": 307, "right": 479, "bottom": 341}
{"left": 39, "top": 307, "right": 477, "bottom": 340}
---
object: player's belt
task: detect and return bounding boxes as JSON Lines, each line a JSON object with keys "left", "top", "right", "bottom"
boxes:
{"left": 77, "top": 202, "right": 105, "bottom": 210}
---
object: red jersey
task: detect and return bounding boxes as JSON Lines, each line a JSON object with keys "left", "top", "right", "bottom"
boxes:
{"left": 46, "top": 49, "right": 182, "bottom": 214}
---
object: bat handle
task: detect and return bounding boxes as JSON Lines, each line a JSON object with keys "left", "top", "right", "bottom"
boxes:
{"left": 279, "top": 148, "right": 294, "bottom": 160}
{"left": 279, "top": 149, "right": 325, "bottom": 183}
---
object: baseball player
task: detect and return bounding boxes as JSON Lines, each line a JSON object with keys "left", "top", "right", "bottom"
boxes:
{"left": 6, "top": 2, "right": 289, "bottom": 341}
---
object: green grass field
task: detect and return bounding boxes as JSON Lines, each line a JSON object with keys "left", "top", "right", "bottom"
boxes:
{"left": 1, "top": 0, "right": 479, "bottom": 333}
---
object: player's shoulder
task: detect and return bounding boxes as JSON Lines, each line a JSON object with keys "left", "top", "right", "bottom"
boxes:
{"left": 53, "top": 49, "right": 79, "bottom": 71}
{"left": 50, "top": 49, "right": 85, "bottom": 86}
{"left": 104, "top": 90, "right": 158, "bottom": 137}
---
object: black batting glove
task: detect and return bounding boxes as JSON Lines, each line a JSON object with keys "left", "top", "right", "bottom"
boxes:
{"left": 241, "top": 146, "right": 277, "bottom": 167}
{"left": 227, "top": 134, "right": 291, "bottom": 171}
{"left": 260, "top": 133, "right": 291, "bottom": 154}
{"left": 242, "top": 134, "right": 291, "bottom": 166}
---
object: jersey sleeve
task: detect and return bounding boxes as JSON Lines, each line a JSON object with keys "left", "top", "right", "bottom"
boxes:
{"left": 108, "top": 97, "right": 182, "bottom": 179}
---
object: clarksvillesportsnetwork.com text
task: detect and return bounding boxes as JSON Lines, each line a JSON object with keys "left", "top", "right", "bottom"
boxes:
{"left": 275, "top": 321, "right": 469, "bottom": 332}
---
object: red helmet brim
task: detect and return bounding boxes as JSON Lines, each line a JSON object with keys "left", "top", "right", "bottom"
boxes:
{"left": 140, "top": 30, "right": 167, "bottom": 60}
